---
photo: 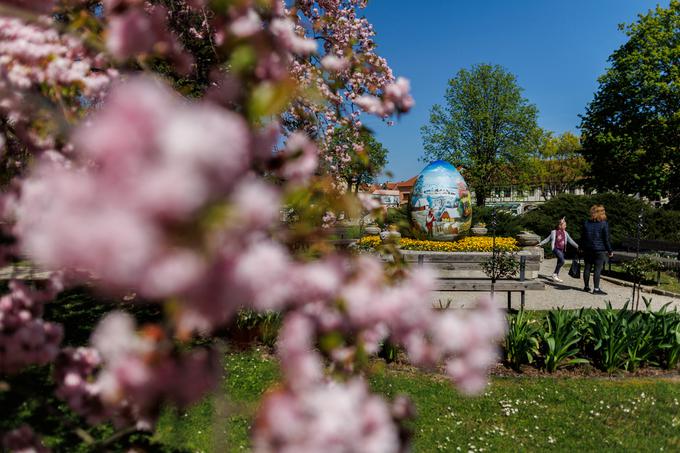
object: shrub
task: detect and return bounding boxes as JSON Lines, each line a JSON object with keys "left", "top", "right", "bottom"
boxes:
{"left": 504, "top": 311, "right": 541, "bottom": 371}
{"left": 480, "top": 252, "right": 520, "bottom": 281}
{"left": 376, "top": 205, "right": 427, "bottom": 239}
{"left": 645, "top": 209, "right": 680, "bottom": 243}
{"left": 472, "top": 206, "right": 524, "bottom": 237}
{"left": 520, "top": 193, "right": 680, "bottom": 246}
{"left": 541, "top": 309, "right": 589, "bottom": 372}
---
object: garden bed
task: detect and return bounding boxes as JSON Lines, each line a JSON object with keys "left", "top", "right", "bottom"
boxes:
{"left": 357, "top": 235, "right": 519, "bottom": 252}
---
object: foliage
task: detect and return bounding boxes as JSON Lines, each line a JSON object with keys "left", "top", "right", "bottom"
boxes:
{"left": 503, "top": 303, "right": 680, "bottom": 374}
{"left": 530, "top": 131, "right": 589, "bottom": 200}
{"left": 622, "top": 257, "right": 664, "bottom": 282}
{"left": 580, "top": 1, "right": 680, "bottom": 206}
{"left": 330, "top": 126, "right": 388, "bottom": 192}
{"left": 357, "top": 235, "right": 519, "bottom": 252}
{"left": 480, "top": 252, "right": 520, "bottom": 282}
{"left": 376, "top": 204, "right": 426, "bottom": 239}
{"left": 233, "top": 310, "right": 282, "bottom": 348}
{"left": 644, "top": 208, "right": 680, "bottom": 243}
{"left": 520, "top": 193, "right": 680, "bottom": 246}
{"left": 421, "top": 63, "right": 542, "bottom": 206}
{"left": 624, "top": 310, "right": 658, "bottom": 371}
{"left": 585, "top": 302, "right": 635, "bottom": 372}
{"left": 0, "top": 1, "right": 510, "bottom": 451}
{"left": 378, "top": 340, "right": 399, "bottom": 363}
{"left": 541, "top": 309, "right": 589, "bottom": 372}
{"left": 504, "top": 310, "right": 541, "bottom": 371}
{"left": 652, "top": 304, "right": 680, "bottom": 369}
{"left": 472, "top": 206, "right": 524, "bottom": 237}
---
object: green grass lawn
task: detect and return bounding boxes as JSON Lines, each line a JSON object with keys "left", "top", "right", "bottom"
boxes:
{"left": 155, "top": 350, "right": 680, "bottom": 452}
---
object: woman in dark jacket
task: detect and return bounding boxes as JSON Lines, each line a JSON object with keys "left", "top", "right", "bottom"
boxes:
{"left": 581, "top": 204, "right": 613, "bottom": 295}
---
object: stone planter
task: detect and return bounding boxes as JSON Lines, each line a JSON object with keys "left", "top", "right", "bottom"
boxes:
{"left": 471, "top": 226, "right": 488, "bottom": 236}
{"left": 364, "top": 225, "right": 381, "bottom": 236}
{"left": 380, "top": 230, "right": 401, "bottom": 244}
{"left": 516, "top": 231, "right": 540, "bottom": 247}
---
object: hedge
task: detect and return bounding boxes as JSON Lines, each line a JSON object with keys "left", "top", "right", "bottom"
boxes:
{"left": 520, "top": 193, "right": 680, "bottom": 246}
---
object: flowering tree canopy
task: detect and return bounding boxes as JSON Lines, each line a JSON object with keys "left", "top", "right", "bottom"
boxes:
{"left": 0, "top": 0, "right": 504, "bottom": 450}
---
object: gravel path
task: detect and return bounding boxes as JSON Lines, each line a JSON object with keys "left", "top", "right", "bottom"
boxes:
{"left": 429, "top": 258, "right": 680, "bottom": 311}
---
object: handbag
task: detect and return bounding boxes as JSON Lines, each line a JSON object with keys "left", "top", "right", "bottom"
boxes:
{"left": 568, "top": 258, "right": 581, "bottom": 279}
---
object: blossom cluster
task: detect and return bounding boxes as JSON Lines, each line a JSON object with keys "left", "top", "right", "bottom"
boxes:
{"left": 287, "top": 0, "right": 413, "bottom": 175}
{"left": 0, "top": 279, "right": 63, "bottom": 374}
{"left": 358, "top": 235, "right": 520, "bottom": 252}
{"left": 54, "top": 312, "right": 219, "bottom": 429}
{"left": 0, "top": 16, "right": 116, "bottom": 155}
{"left": 1, "top": 425, "right": 49, "bottom": 453}
{"left": 14, "top": 77, "right": 329, "bottom": 336}
{"left": 0, "top": 0, "right": 503, "bottom": 450}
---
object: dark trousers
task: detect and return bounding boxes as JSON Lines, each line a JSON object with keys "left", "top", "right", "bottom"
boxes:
{"left": 553, "top": 248, "right": 565, "bottom": 275}
{"left": 584, "top": 251, "right": 608, "bottom": 289}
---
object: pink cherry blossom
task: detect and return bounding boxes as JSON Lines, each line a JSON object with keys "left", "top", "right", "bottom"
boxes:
{"left": 321, "top": 54, "right": 350, "bottom": 72}
{"left": 2, "top": 425, "right": 50, "bottom": 453}
{"left": 230, "top": 9, "right": 262, "bottom": 37}
{"left": 278, "top": 132, "right": 319, "bottom": 182}
{"left": 0, "top": 280, "right": 63, "bottom": 374}
{"left": 253, "top": 379, "right": 399, "bottom": 453}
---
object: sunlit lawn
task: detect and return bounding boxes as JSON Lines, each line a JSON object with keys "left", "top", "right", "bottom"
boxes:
{"left": 155, "top": 350, "right": 680, "bottom": 452}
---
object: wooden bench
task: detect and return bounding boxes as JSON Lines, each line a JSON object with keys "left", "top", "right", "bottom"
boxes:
{"left": 620, "top": 238, "right": 680, "bottom": 257}
{"left": 435, "top": 278, "right": 544, "bottom": 310}
{"left": 381, "top": 250, "right": 545, "bottom": 311}
{"left": 0, "top": 264, "right": 51, "bottom": 281}
{"left": 611, "top": 238, "right": 680, "bottom": 282}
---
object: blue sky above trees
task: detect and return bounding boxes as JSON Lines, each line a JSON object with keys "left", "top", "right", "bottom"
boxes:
{"left": 361, "top": 0, "right": 671, "bottom": 182}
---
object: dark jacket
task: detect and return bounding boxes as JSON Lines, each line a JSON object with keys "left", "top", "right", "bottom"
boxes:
{"left": 581, "top": 220, "right": 612, "bottom": 252}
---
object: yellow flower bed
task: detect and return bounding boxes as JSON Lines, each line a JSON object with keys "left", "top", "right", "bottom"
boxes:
{"left": 357, "top": 235, "right": 518, "bottom": 252}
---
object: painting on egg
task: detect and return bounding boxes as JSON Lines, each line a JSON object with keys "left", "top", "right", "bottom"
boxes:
{"left": 410, "top": 160, "right": 472, "bottom": 240}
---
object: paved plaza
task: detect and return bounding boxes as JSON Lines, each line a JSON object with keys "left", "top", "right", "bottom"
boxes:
{"left": 430, "top": 258, "right": 680, "bottom": 311}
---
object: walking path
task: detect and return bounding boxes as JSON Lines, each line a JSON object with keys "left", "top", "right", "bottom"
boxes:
{"left": 429, "top": 258, "right": 680, "bottom": 311}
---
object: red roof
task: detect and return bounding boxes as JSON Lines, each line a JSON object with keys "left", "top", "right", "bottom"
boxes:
{"left": 385, "top": 175, "right": 417, "bottom": 191}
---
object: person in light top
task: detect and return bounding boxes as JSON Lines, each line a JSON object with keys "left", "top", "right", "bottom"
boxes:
{"left": 539, "top": 217, "right": 579, "bottom": 282}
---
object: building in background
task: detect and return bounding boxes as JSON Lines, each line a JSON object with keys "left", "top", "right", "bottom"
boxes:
{"left": 370, "top": 189, "right": 401, "bottom": 208}
{"left": 364, "top": 176, "right": 591, "bottom": 214}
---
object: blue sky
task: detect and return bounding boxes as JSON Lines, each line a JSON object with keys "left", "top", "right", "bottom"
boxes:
{"left": 360, "top": 0, "right": 671, "bottom": 182}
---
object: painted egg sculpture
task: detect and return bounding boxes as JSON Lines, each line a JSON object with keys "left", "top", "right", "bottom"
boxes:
{"left": 410, "top": 160, "right": 472, "bottom": 240}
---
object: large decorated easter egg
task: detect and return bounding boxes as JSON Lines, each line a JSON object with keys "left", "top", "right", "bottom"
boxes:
{"left": 410, "top": 160, "right": 472, "bottom": 240}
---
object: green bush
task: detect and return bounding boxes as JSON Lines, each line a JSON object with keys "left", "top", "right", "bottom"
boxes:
{"left": 377, "top": 204, "right": 427, "bottom": 239}
{"left": 520, "top": 193, "right": 680, "bottom": 246}
{"left": 481, "top": 252, "right": 520, "bottom": 281}
{"left": 472, "top": 206, "right": 524, "bottom": 237}
{"left": 645, "top": 208, "right": 680, "bottom": 243}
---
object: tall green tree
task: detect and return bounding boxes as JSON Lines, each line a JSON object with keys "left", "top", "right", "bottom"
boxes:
{"left": 420, "top": 63, "right": 541, "bottom": 206}
{"left": 329, "top": 127, "right": 388, "bottom": 192}
{"left": 531, "top": 131, "right": 589, "bottom": 200}
{"left": 580, "top": 1, "right": 680, "bottom": 207}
